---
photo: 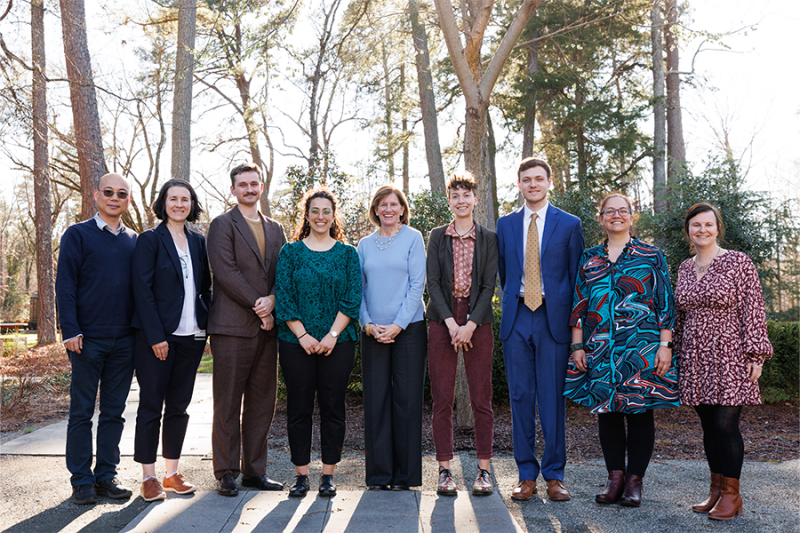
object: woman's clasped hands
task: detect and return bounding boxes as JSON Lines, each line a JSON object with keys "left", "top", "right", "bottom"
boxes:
{"left": 367, "top": 323, "right": 402, "bottom": 344}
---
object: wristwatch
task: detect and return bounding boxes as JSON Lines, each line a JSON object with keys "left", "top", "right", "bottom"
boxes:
{"left": 659, "top": 341, "right": 673, "bottom": 349}
{"left": 329, "top": 330, "right": 339, "bottom": 339}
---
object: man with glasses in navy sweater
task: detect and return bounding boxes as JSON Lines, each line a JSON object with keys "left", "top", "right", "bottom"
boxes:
{"left": 56, "top": 173, "right": 138, "bottom": 505}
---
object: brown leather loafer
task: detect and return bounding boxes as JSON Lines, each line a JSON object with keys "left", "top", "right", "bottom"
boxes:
{"left": 546, "top": 479, "right": 571, "bottom": 501}
{"left": 511, "top": 480, "right": 537, "bottom": 501}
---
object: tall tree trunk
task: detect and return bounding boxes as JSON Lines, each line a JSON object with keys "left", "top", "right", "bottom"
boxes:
{"left": 32, "top": 0, "right": 57, "bottom": 345}
{"left": 381, "top": 42, "right": 395, "bottom": 182}
{"left": 487, "top": 112, "right": 498, "bottom": 222}
{"left": 651, "top": 0, "right": 667, "bottom": 214}
{"left": 171, "top": 0, "right": 196, "bottom": 182}
{"left": 409, "top": 0, "right": 445, "bottom": 191}
{"left": 59, "top": 0, "right": 106, "bottom": 219}
{"left": 664, "top": 0, "right": 685, "bottom": 182}
{"left": 400, "top": 64, "right": 409, "bottom": 191}
{"left": 521, "top": 16, "right": 538, "bottom": 158}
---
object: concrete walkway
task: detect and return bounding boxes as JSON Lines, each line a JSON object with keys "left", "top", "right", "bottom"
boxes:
{"left": 2, "top": 374, "right": 798, "bottom": 533}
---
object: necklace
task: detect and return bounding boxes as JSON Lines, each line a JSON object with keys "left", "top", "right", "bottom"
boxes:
{"left": 694, "top": 247, "right": 720, "bottom": 273}
{"left": 453, "top": 222, "right": 474, "bottom": 239}
{"left": 375, "top": 226, "right": 401, "bottom": 251}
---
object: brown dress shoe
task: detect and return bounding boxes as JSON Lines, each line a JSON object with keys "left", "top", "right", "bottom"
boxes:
{"left": 546, "top": 479, "right": 571, "bottom": 501}
{"left": 596, "top": 470, "right": 625, "bottom": 504}
{"left": 511, "top": 480, "right": 537, "bottom": 501}
{"left": 619, "top": 473, "right": 643, "bottom": 507}
{"left": 692, "top": 472, "right": 722, "bottom": 513}
{"left": 708, "top": 477, "right": 743, "bottom": 520}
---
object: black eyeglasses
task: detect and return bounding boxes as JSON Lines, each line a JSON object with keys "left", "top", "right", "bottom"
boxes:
{"left": 600, "top": 207, "right": 631, "bottom": 217}
{"left": 101, "top": 189, "right": 129, "bottom": 199}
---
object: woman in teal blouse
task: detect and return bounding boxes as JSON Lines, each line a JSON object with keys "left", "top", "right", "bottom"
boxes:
{"left": 276, "top": 187, "right": 361, "bottom": 499}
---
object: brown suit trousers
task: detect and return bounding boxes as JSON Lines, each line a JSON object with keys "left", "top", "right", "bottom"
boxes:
{"left": 207, "top": 206, "right": 286, "bottom": 479}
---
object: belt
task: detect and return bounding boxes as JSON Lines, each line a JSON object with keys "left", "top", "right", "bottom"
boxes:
{"left": 518, "top": 295, "right": 545, "bottom": 306}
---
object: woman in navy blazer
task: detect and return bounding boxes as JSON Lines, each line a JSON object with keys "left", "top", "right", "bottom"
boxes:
{"left": 131, "top": 179, "right": 212, "bottom": 502}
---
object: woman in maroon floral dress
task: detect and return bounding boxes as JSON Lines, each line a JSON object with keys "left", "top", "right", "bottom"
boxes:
{"left": 674, "top": 203, "right": 773, "bottom": 521}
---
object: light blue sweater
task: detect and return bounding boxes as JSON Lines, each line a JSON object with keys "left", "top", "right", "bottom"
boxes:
{"left": 357, "top": 225, "right": 426, "bottom": 329}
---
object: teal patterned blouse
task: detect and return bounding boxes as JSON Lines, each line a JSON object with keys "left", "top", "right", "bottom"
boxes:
{"left": 276, "top": 240, "right": 362, "bottom": 344}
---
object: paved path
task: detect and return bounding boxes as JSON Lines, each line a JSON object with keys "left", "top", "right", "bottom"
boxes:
{"left": 120, "top": 490, "right": 523, "bottom": 533}
{"left": 2, "top": 374, "right": 798, "bottom": 533}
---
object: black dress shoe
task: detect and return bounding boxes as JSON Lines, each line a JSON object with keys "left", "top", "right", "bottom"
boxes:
{"left": 391, "top": 483, "right": 409, "bottom": 491}
{"left": 71, "top": 484, "right": 97, "bottom": 505}
{"left": 242, "top": 475, "right": 283, "bottom": 491}
{"left": 217, "top": 471, "right": 239, "bottom": 497}
{"left": 94, "top": 477, "right": 133, "bottom": 499}
{"left": 368, "top": 484, "right": 390, "bottom": 491}
{"left": 319, "top": 474, "right": 336, "bottom": 497}
{"left": 289, "top": 475, "right": 309, "bottom": 498}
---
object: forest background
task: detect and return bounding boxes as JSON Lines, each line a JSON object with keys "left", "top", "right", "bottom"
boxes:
{"left": 0, "top": 0, "right": 798, "bottom": 345}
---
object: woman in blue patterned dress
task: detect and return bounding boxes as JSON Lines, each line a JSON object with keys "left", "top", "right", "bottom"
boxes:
{"left": 566, "top": 192, "right": 678, "bottom": 507}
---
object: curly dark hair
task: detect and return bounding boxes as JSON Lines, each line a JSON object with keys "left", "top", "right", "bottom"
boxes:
{"left": 293, "top": 187, "right": 346, "bottom": 242}
{"left": 152, "top": 179, "right": 204, "bottom": 223}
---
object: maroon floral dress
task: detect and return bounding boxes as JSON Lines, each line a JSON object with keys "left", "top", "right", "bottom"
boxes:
{"left": 674, "top": 251, "right": 773, "bottom": 406}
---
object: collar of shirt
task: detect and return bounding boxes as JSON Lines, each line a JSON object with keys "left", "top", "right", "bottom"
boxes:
{"left": 93, "top": 213, "right": 127, "bottom": 235}
{"left": 523, "top": 201, "right": 549, "bottom": 224}
{"left": 445, "top": 220, "right": 476, "bottom": 240}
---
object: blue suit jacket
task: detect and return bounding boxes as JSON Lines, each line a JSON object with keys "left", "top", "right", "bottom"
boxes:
{"left": 131, "top": 223, "right": 212, "bottom": 347}
{"left": 497, "top": 204, "right": 584, "bottom": 343}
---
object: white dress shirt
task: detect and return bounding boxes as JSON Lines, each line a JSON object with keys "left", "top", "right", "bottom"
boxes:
{"left": 520, "top": 201, "right": 548, "bottom": 297}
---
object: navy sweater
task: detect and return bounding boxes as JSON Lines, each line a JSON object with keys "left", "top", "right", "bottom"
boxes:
{"left": 56, "top": 219, "right": 137, "bottom": 339}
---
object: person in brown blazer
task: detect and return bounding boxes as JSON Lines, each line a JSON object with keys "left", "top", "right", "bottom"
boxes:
{"left": 207, "top": 163, "right": 287, "bottom": 496}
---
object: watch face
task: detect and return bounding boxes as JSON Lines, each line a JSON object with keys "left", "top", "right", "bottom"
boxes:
{"left": 330, "top": 331, "right": 338, "bottom": 338}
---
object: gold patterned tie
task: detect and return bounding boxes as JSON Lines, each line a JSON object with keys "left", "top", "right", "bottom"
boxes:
{"left": 524, "top": 213, "right": 542, "bottom": 312}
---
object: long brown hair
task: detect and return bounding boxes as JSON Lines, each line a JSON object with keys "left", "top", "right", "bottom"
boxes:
{"left": 293, "top": 187, "right": 345, "bottom": 242}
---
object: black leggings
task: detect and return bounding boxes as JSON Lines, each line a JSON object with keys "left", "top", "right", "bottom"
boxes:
{"left": 694, "top": 404, "right": 744, "bottom": 479}
{"left": 598, "top": 411, "right": 655, "bottom": 477}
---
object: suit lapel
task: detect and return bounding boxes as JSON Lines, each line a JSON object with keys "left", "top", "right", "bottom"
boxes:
{"left": 231, "top": 207, "right": 269, "bottom": 275}
{"left": 187, "top": 231, "right": 202, "bottom": 292}
{"left": 511, "top": 207, "right": 525, "bottom": 273}
{"left": 541, "top": 203, "right": 560, "bottom": 254}
{"left": 157, "top": 223, "right": 183, "bottom": 280}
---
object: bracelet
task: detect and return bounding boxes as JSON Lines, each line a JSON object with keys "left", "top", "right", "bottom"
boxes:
{"left": 569, "top": 342, "right": 584, "bottom": 353}
{"left": 297, "top": 332, "right": 308, "bottom": 340}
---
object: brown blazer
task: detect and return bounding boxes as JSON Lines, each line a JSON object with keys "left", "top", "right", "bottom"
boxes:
{"left": 207, "top": 206, "right": 287, "bottom": 337}
{"left": 426, "top": 222, "right": 498, "bottom": 326}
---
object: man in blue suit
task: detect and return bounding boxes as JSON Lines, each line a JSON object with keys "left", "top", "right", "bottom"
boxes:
{"left": 497, "top": 158, "right": 584, "bottom": 502}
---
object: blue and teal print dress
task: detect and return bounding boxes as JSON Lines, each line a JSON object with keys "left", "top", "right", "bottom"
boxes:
{"left": 564, "top": 238, "right": 679, "bottom": 414}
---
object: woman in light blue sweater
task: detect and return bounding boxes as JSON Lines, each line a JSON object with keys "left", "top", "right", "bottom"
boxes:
{"left": 358, "top": 185, "right": 427, "bottom": 491}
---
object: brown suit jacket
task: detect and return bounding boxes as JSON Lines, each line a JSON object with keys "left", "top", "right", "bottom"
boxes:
{"left": 207, "top": 206, "right": 287, "bottom": 337}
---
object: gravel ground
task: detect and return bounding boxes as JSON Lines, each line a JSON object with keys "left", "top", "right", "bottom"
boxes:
{"left": 1, "top": 448, "right": 798, "bottom": 533}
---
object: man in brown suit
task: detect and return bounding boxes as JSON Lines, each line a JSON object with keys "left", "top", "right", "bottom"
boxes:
{"left": 207, "top": 163, "right": 287, "bottom": 496}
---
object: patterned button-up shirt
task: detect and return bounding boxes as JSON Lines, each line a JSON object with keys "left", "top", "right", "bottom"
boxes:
{"left": 445, "top": 221, "right": 476, "bottom": 299}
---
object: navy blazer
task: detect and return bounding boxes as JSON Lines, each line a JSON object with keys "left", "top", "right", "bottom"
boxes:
{"left": 131, "top": 222, "right": 212, "bottom": 347}
{"left": 496, "top": 203, "right": 584, "bottom": 343}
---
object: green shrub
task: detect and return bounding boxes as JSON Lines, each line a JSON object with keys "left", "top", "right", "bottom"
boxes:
{"left": 760, "top": 321, "right": 799, "bottom": 403}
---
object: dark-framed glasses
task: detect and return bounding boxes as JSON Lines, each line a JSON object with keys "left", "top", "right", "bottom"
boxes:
{"left": 101, "top": 189, "right": 129, "bottom": 199}
{"left": 601, "top": 207, "right": 631, "bottom": 217}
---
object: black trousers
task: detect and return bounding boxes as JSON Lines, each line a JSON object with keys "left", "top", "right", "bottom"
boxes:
{"left": 279, "top": 340, "right": 355, "bottom": 466}
{"left": 362, "top": 321, "right": 427, "bottom": 487}
{"left": 133, "top": 331, "right": 205, "bottom": 464}
{"left": 597, "top": 410, "right": 655, "bottom": 477}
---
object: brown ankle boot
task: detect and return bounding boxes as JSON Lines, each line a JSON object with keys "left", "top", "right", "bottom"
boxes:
{"left": 595, "top": 470, "right": 625, "bottom": 504}
{"left": 619, "top": 473, "right": 643, "bottom": 507}
{"left": 692, "top": 472, "right": 723, "bottom": 513}
{"left": 708, "top": 477, "right": 743, "bottom": 520}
